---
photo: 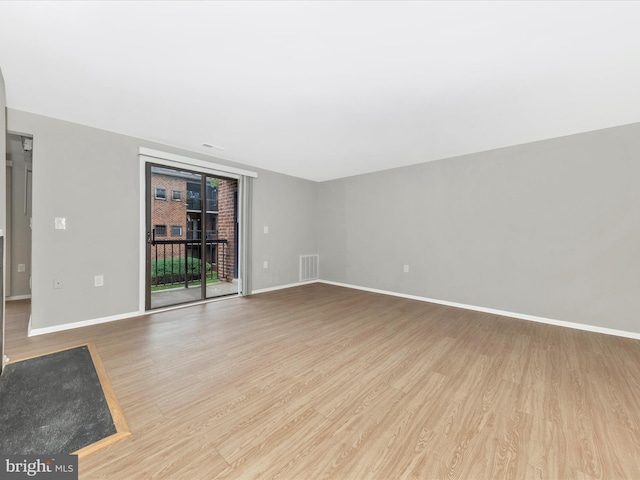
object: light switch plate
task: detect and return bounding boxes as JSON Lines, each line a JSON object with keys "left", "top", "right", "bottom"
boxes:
{"left": 55, "top": 217, "right": 66, "bottom": 230}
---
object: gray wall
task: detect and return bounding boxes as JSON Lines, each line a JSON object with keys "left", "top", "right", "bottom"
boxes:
{"left": 7, "top": 108, "right": 318, "bottom": 330}
{"left": 318, "top": 123, "right": 640, "bottom": 334}
{"left": 5, "top": 105, "right": 639, "bottom": 335}
{"left": 252, "top": 168, "right": 318, "bottom": 288}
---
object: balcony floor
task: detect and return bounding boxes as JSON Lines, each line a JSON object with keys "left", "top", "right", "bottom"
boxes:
{"left": 150, "top": 279, "right": 238, "bottom": 309}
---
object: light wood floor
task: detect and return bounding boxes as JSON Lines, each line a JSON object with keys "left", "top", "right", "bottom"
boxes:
{"left": 5, "top": 283, "right": 640, "bottom": 479}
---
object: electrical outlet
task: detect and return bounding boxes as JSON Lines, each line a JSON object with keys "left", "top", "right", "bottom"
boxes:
{"left": 94, "top": 275, "right": 104, "bottom": 287}
{"left": 53, "top": 279, "right": 63, "bottom": 289}
{"left": 55, "top": 217, "right": 66, "bottom": 230}
{"left": 264, "top": 226, "right": 269, "bottom": 234}
{"left": 403, "top": 265, "right": 409, "bottom": 273}
{"left": 263, "top": 261, "right": 268, "bottom": 269}
{"left": 18, "top": 264, "right": 26, "bottom": 272}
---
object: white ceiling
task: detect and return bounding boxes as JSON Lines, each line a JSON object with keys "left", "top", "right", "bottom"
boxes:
{"left": 2, "top": 1, "right": 640, "bottom": 181}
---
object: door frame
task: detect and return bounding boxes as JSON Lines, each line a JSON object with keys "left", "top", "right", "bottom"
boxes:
{"left": 138, "top": 148, "right": 257, "bottom": 313}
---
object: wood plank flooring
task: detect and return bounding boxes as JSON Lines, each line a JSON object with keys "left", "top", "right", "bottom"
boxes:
{"left": 4, "top": 283, "right": 640, "bottom": 479}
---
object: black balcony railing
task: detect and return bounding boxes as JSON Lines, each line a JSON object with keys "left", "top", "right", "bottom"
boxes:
{"left": 150, "top": 238, "right": 228, "bottom": 289}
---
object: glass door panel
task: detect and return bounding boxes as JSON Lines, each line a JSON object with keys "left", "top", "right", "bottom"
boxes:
{"left": 146, "top": 165, "right": 239, "bottom": 309}
{"left": 147, "top": 165, "right": 204, "bottom": 309}
{"left": 204, "top": 175, "right": 239, "bottom": 299}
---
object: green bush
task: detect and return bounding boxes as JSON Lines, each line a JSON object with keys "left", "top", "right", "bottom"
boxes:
{"left": 151, "top": 257, "right": 212, "bottom": 285}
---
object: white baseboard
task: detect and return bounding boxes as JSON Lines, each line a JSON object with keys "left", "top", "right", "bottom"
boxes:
{"left": 252, "top": 280, "right": 318, "bottom": 295}
{"left": 24, "top": 280, "right": 640, "bottom": 341}
{"left": 28, "top": 311, "right": 141, "bottom": 337}
{"left": 6, "top": 294, "right": 32, "bottom": 301}
{"left": 27, "top": 293, "right": 243, "bottom": 337}
{"left": 318, "top": 280, "right": 640, "bottom": 341}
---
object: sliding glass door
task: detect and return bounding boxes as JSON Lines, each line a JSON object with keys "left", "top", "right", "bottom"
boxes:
{"left": 145, "top": 164, "right": 239, "bottom": 309}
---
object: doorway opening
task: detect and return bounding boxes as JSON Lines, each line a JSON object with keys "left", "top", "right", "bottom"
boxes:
{"left": 5, "top": 133, "right": 32, "bottom": 302}
{"left": 3, "top": 132, "right": 33, "bottom": 370}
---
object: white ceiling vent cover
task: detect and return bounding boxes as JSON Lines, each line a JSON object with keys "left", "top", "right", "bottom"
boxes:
{"left": 300, "top": 254, "right": 319, "bottom": 282}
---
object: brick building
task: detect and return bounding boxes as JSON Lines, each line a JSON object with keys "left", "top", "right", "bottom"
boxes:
{"left": 151, "top": 171, "right": 189, "bottom": 243}
{"left": 216, "top": 178, "right": 238, "bottom": 281}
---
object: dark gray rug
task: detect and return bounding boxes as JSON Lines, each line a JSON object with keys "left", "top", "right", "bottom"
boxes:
{"left": 0, "top": 345, "right": 117, "bottom": 455}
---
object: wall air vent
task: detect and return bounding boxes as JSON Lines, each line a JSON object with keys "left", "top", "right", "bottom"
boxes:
{"left": 299, "top": 254, "right": 319, "bottom": 282}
